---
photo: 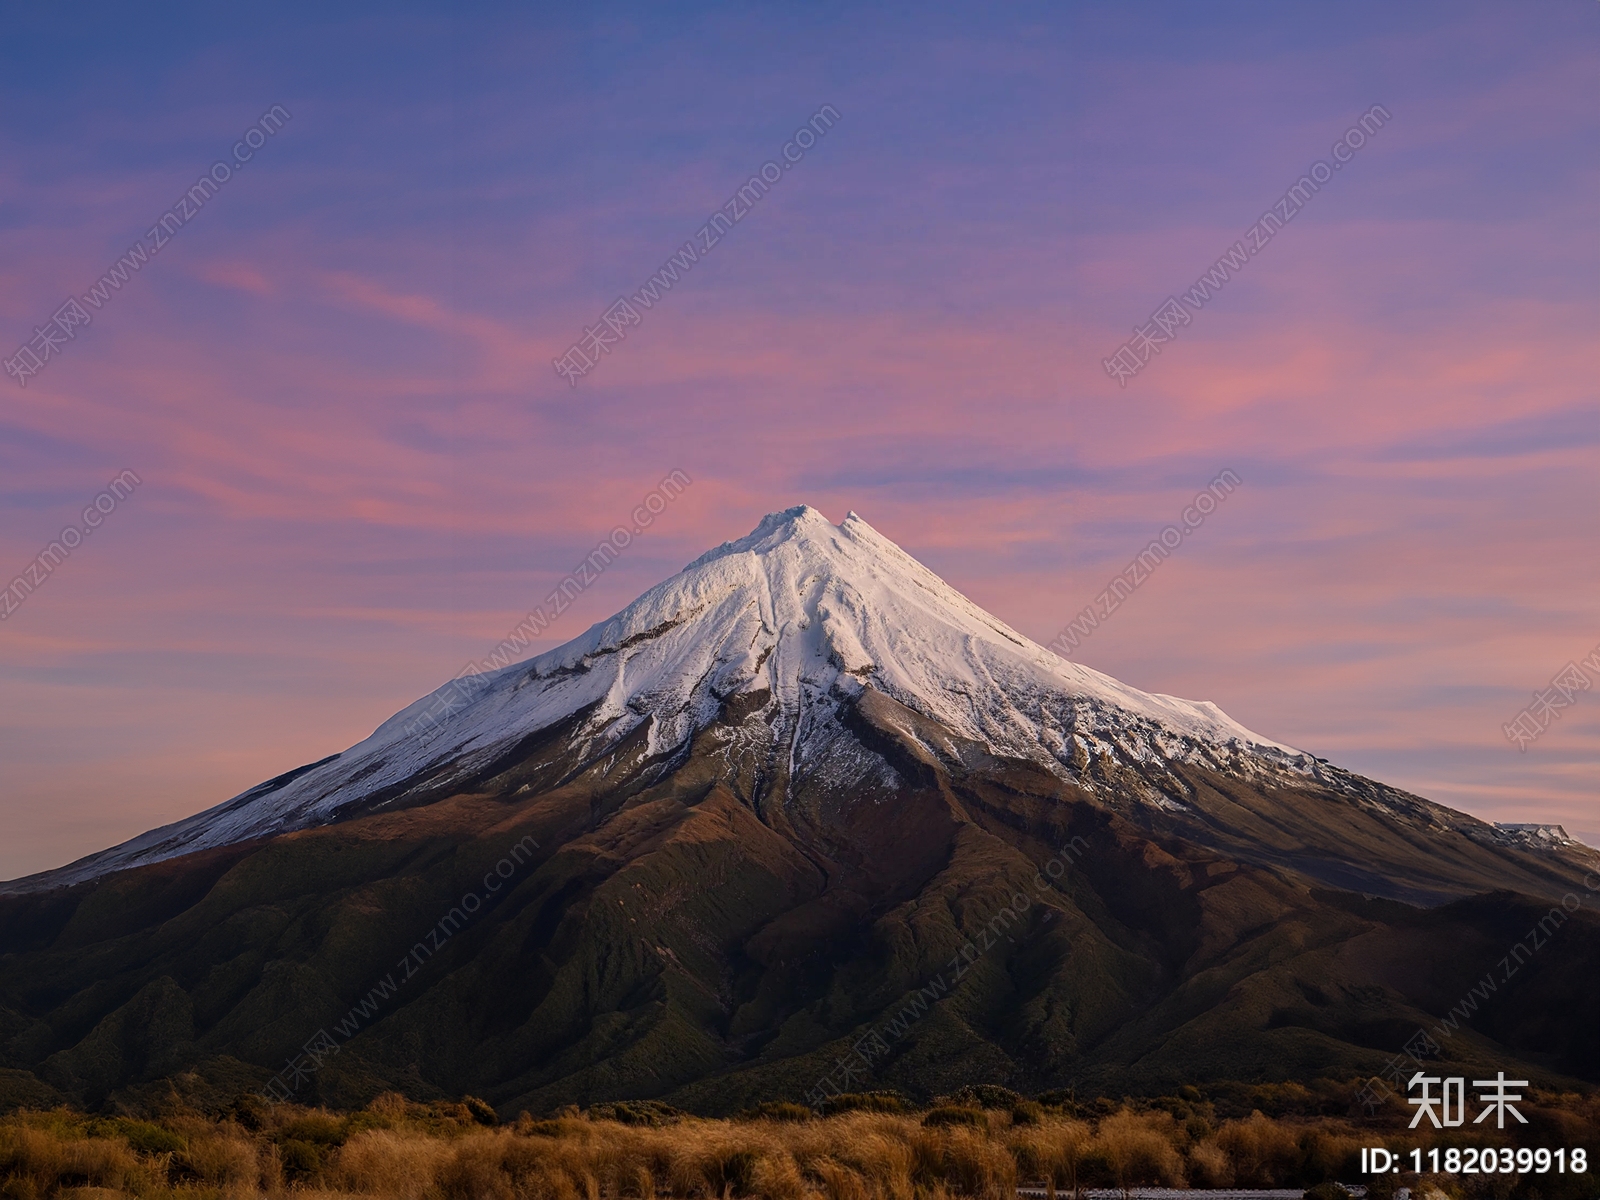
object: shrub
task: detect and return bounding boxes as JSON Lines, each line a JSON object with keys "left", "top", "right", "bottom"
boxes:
{"left": 279, "top": 1110, "right": 345, "bottom": 1146}
{"left": 463, "top": 1095, "right": 499, "bottom": 1126}
{"left": 177, "top": 1131, "right": 259, "bottom": 1188}
{"left": 344, "top": 1092, "right": 408, "bottom": 1138}
{"left": 515, "top": 1116, "right": 570, "bottom": 1137}
{"left": 742, "top": 1101, "right": 814, "bottom": 1122}
{"left": 821, "top": 1091, "right": 911, "bottom": 1116}
{"left": 1300, "top": 1128, "right": 1364, "bottom": 1186}
{"left": 113, "top": 1118, "right": 186, "bottom": 1155}
{"left": 230, "top": 1092, "right": 268, "bottom": 1131}
{"left": 586, "top": 1099, "right": 681, "bottom": 1126}
{"left": 923, "top": 1106, "right": 985, "bottom": 1129}
{"left": 953, "top": 1084, "right": 1023, "bottom": 1110}
{"left": 1035, "top": 1088, "right": 1081, "bottom": 1113}
{"left": 279, "top": 1137, "right": 326, "bottom": 1181}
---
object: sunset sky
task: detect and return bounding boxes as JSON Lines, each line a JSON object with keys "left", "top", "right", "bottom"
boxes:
{"left": 2, "top": 1, "right": 1596, "bottom": 880}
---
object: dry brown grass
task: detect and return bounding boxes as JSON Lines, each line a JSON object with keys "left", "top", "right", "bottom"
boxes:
{"left": 0, "top": 1123, "right": 152, "bottom": 1196}
{"left": 1215, "top": 1110, "right": 1303, "bottom": 1187}
{"left": 1091, "top": 1110, "right": 1185, "bottom": 1194}
{"left": 333, "top": 1128, "right": 452, "bottom": 1200}
{"left": 0, "top": 1089, "right": 1591, "bottom": 1199}
{"left": 1185, "top": 1139, "right": 1233, "bottom": 1188}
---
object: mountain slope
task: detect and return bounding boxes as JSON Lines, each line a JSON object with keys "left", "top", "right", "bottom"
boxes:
{"left": 0, "top": 506, "right": 1595, "bottom": 1115}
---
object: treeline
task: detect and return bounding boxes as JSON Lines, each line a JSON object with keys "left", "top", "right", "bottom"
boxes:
{"left": 0, "top": 1084, "right": 1595, "bottom": 1199}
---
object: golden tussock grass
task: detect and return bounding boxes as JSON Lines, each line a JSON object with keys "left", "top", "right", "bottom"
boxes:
{"left": 1, "top": 1088, "right": 1595, "bottom": 1199}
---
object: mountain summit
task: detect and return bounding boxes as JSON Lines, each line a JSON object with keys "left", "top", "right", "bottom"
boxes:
{"left": 1, "top": 507, "right": 1596, "bottom": 1114}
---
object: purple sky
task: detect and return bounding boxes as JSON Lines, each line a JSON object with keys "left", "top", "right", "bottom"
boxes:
{"left": 2, "top": 2, "right": 1596, "bottom": 880}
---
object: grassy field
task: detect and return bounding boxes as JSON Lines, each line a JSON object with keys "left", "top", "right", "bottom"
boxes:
{"left": 0, "top": 1085, "right": 1595, "bottom": 1199}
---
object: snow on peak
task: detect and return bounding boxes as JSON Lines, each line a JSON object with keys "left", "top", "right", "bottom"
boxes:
{"left": 324, "top": 505, "right": 1300, "bottom": 820}
{"left": 683, "top": 504, "right": 832, "bottom": 570}
{"left": 6, "top": 507, "right": 1303, "bottom": 892}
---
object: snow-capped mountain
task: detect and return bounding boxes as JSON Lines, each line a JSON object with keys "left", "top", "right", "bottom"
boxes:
{"left": 0, "top": 506, "right": 1577, "bottom": 897}
{"left": 3, "top": 507, "right": 1597, "bottom": 1115}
